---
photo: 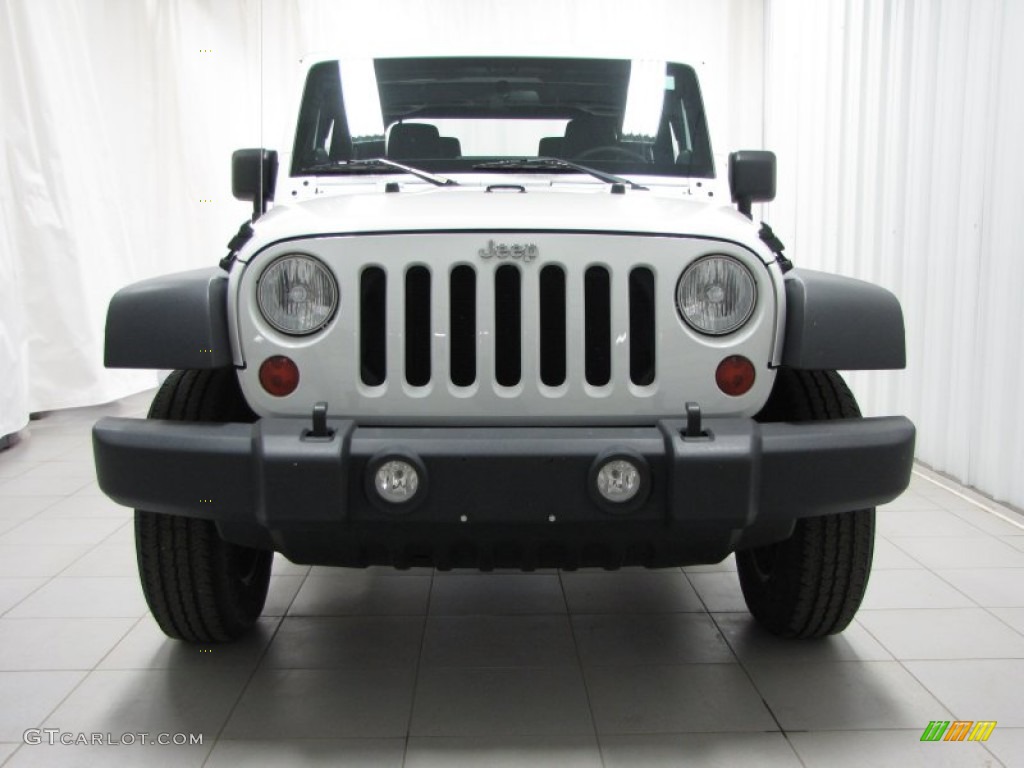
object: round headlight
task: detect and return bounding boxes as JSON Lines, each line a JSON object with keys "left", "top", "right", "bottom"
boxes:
{"left": 257, "top": 254, "right": 338, "bottom": 335}
{"left": 676, "top": 255, "right": 756, "bottom": 335}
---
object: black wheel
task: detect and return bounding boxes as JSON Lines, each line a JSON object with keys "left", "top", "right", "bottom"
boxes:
{"left": 135, "top": 370, "right": 272, "bottom": 643}
{"left": 736, "top": 369, "right": 875, "bottom": 638}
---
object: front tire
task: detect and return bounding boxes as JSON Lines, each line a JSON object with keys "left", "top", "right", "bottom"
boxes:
{"left": 736, "top": 369, "right": 875, "bottom": 638}
{"left": 135, "top": 370, "right": 272, "bottom": 643}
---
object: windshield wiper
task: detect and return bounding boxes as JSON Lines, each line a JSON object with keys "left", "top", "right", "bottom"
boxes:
{"left": 472, "top": 157, "right": 648, "bottom": 191}
{"left": 304, "top": 157, "right": 459, "bottom": 187}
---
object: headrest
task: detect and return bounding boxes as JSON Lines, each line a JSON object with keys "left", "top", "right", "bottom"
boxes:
{"left": 388, "top": 123, "right": 442, "bottom": 160}
{"left": 538, "top": 136, "right": 564, "bottom": 158}
{"left": 563, "top": 115, "right": 618, "bottom": 157}
{"left": 438, "top": 136, "right": 461, "bottom": 158}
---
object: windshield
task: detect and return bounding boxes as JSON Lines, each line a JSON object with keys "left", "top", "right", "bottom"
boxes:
{"left": 291, "top": 57, "right": 714, "bottom": 179}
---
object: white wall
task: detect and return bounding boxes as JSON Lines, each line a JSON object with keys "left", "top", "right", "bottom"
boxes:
{"left": 763, "top": 0, "right": 1024, "bottom": 507}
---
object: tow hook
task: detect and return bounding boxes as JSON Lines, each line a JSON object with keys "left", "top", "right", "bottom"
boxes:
{"left": 304, "top": 401, "right": 334, "bottom": 440}
{"left": 684, "top": 402, "right": 709, "bottom": 440}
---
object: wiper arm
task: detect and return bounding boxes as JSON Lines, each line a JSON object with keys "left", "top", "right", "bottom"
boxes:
{"left": 304, "top": 157, "right": 459, "bottom": 187}
{"left": 472, "top": 157, "right": 648, "bottom": 191}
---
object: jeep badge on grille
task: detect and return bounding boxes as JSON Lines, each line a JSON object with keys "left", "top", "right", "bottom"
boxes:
{"left": 478, "top": 240, "right": 538, "bottom": 262}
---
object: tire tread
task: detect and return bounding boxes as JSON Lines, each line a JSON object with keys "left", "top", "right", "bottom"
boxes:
{"left": 135, "top": 370, "right": 269, "bottom": 643}
{"left": 737, "top": 368, "right": 875, "bottom": 638}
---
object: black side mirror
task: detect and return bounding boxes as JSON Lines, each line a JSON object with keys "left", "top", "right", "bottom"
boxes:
{"left": 729, "top": 150, "right": 776, "bottom": 218}
{"left": 232, "top": 148, "right": 278, "bottom": 221}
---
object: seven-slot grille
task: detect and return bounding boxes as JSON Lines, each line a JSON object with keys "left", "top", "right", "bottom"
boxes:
{"left": 357, "top": 263, "right": 657, "bottom": 391}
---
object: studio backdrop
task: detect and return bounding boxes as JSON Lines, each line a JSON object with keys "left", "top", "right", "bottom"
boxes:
{"left": 1, "top": 0, "right": 1022, "bottom": 508}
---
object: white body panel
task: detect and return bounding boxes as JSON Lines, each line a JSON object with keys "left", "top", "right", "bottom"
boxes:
{"left": 230, "top": 185, "right": 785, "bottom": 425}
{"left": 244, "top": 179, "right": 765, "bottom": 255}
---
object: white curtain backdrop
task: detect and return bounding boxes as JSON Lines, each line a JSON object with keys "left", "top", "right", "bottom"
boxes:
{"left": 763, "top": 0, "right": 1024, "bottom": 508}
{"left": 0, "top": 0, "right": 263, "bottom": 431}
{"left": 1, "top": 0, "right": 1021, "bottom": 508}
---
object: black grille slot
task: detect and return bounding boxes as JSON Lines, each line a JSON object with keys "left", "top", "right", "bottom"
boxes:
{"left": 449, "top": 265, "right": 476, "bottom": 386}
{"left": 405, "top": 266, "right": 431, "bottom": 386}
{"left": 584, "top": 266, "right": 611, "bottom": 386}
{"left": 494, "top": 265, "right": 522, "bottom": 386}
{"left": 539, "top": 265, "right": 566, "bottom": 386}
{"left": 360, "top": 266, "right": 386, "bottom": 386}
{"left": 629, "top": 267, "right": 656, "bottom": 385}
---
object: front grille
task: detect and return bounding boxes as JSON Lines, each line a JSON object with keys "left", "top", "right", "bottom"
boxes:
{"left": 357, "top": 262, "right": 657, "bottom": 391}
{"left": 404, "top": 266, "right": 431, "bottom": 386}
{"left": 494, "top": 265, "right": 522, "bottom": 387}
{"left": 539, "top": 265, "right": 566, "bottom": 387}
{"left": 449, "top": 265, "right": 477, "bottom": 387}
{"left": 629, "top": 267, "right": 656, "bottom": 386}
{"left": 359, "top": 267, "right": 387, "bottom": 386}
{"left": 584, "top": 266, "right": 611, "bottom": 386}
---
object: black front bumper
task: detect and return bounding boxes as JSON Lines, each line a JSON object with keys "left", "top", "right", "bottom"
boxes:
{"left": 92, "top": 416, "right": 914, "bottom": 568}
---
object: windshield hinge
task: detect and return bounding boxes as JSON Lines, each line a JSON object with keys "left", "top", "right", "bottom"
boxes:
{"left": 759, "top": 222, "right": 793, "bottom": 273}
{"left": 219, "top": 221, "right": 255, "bottom": 272}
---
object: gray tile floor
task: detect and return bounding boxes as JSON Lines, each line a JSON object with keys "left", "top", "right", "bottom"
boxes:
{"left": 0, "top": 390, "right": 1021, "bottom": 766}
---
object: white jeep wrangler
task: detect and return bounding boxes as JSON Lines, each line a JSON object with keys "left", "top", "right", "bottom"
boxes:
{"left": 93, "top": 56, "right": 915, "bottom": 642}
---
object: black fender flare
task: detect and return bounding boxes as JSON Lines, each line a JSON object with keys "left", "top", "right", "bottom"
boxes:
{"left": 781, "top": 269, "right": 906, "bottom": 370}
{"left": 104, "top": 268, "right": 232, "bottom": 369}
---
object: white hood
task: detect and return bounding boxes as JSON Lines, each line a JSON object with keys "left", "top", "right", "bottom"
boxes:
{"left": 239, "top": 180, "right": 771, "bottom": 262}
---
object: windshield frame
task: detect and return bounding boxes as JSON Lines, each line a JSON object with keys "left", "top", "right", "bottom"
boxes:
{"left": 290, "top": 56, "right": 715, "bottom": 181}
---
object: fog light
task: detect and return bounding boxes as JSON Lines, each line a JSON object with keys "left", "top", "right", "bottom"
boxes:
{"left": 259, "top": 355, "right": 300, "bottom": 397}
{"left": 374, "top": 460, "right": 420, "bottom": 504}
{"left": 596, "top": 459, "right": 641, "bottom": 503}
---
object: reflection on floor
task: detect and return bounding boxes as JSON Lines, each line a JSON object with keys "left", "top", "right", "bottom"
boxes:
{"left": 0, "top": 390, "right": 1021, "bottom": 767}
